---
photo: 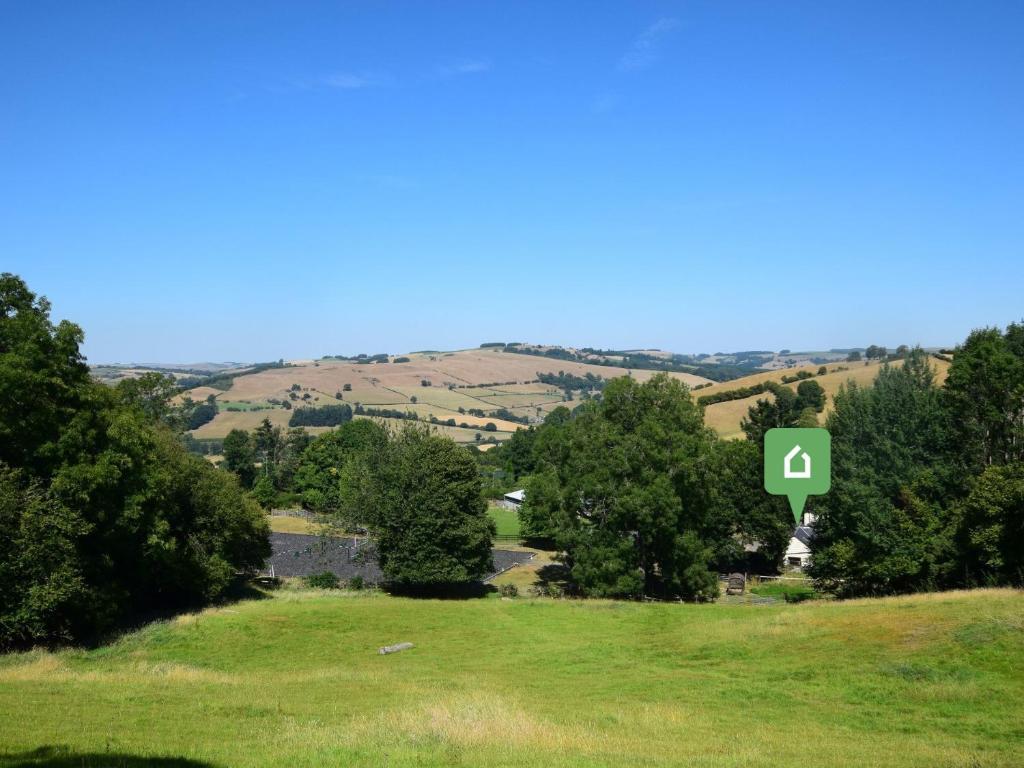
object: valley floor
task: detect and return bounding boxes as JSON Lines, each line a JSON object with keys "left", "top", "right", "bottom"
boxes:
{"left": 0, "top": 589, "right": 1021, "bottom": 768}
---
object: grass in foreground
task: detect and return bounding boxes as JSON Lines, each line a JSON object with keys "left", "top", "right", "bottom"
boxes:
{"left": 0, "top": 589, "right": 1021, "bottom": 768}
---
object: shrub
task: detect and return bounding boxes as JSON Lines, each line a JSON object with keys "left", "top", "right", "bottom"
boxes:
{"left": 289, "top": 404, "right": 353, "bottom": 427}
{"left": 304, "top": 572, "right": 340, "bottom": 589}
{"left": 347, "top": 575, "right": 365, "bottom": 591}
{"left": 498, "top": 583, "right": 518, "bottom": 598}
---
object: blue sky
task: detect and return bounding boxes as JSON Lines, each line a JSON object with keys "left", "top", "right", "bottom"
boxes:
{"left": 2, "top": 1, "right": 1022, "bottom": 363}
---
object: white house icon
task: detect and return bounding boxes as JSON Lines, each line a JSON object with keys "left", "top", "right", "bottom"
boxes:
{"left": 784, "top": 444, "right": 812, "bottom": 479}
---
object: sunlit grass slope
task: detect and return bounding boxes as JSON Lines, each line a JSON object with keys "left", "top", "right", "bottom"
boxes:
{"left": 1, "top": 589, "right": 1021, "bottom": 768}
{"left": 703, "top": 357, "right": 952, "bottom": 439}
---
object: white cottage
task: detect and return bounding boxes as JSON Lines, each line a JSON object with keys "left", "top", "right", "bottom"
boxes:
{"left": 784, "top": 512, "right": 816, "bottom": 569}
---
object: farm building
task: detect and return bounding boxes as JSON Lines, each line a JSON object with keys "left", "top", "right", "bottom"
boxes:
{"left": 501, "top": 489, "right": 525, "bottom": 509}
{"left": 784, "top": 513, "right": 816, "bottom": 569}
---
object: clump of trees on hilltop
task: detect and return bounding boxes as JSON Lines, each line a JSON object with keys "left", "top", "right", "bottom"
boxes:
{"left": 288, "top": 403, "right": 352, "bottom": 427}
{"left": 0, "top": 274, "right": 269, "bottom": 649}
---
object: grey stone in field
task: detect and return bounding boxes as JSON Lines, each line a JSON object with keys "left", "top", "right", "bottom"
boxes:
{"left": 379, "top": 642, "right": 414, "bottom": 655}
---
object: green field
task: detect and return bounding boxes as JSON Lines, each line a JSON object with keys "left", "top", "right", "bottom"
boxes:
{"left": 1, "top": 589, "right": 1021, "bottom": 767}
{"left": 486, "top": 505, "right": 521, "bottom": 538}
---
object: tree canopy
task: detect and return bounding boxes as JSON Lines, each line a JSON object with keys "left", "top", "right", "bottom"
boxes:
{"left": 0, "top": 274, "right": 270, "bottom": 648}
{"left": 340, "top": 425, "right": 495, "bottom": 588}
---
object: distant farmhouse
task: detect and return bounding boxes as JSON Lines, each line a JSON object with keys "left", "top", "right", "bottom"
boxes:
{"left": 785, "top": 513, "right": 816, "bottom": 569}
{"left": 501, "top": 489, "right": 525, "bottom": 510}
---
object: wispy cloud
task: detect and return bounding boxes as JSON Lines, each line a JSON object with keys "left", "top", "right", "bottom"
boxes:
{"left": 322, "top": 71, "right": 389, "bottom": 89}
{"left": 618, "top": 18, "right": 679, "bottom": 72}
{"left": 437, "top": 59, "right": 492, "bottom": 77}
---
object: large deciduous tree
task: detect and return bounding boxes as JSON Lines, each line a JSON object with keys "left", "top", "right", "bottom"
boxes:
{"left": 0, "top": 273, "right": 270, "bottom": 648}
{"left": 808, "top": 351, "right": 960, "bottom": 596}
{"left": 523, "top": 374, "right": 720, "bottom": 601}
{"left": 340, "top": 425, "right": 494, "bottom": 589}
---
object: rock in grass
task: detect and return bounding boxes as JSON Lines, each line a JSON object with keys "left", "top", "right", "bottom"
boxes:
{"left": 378, "top": 642, "right": 414, "bottom": 655}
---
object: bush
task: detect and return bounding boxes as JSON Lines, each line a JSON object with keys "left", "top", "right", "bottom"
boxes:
{"left": 288, "top": 404, "right": 353, "bottom": 427}
{"left": 304, "top": 572, "right": 340, "bottom": 589}
{"left": 498, "top": 583, "right": 518, "bottom": 598}
{"left": 348, "top": 575, "right": 365, "bottom": 591}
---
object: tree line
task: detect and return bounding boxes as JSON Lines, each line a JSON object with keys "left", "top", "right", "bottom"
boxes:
{"left": 288, "top": 403, "right": 353, "bottom": 427}
{"left": 810, "top": 332, "right": 1024, "bottom": 596}
{"left": 0, "top": 275, "right": 269, "bottom": 648}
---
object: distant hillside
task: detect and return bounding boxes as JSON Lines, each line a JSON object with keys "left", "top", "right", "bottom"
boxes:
{"left": 181, "top": 346, "right": 714, "bottom": 442}
{"left": 701, "top": 355, "right": 953, "bottom": 439}
{"left": 170, "top": 344, "right": 948, "bottom": 443}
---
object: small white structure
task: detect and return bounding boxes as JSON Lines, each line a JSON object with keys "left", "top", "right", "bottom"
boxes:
{"left": 784, "top": 512, "right": 816, "bottom": 569}
{"left": 501, "top": 489, "right": 525, "bottom": 509}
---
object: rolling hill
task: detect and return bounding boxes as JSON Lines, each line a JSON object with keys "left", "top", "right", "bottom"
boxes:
{"left": 172, "top": 346, "right": 951, "bottom": 444}
{"left": 702, "top": 356, "right": 952, "bottom": 439}
{"left": 182, "top": 347, "right": 714, "bottom": 442}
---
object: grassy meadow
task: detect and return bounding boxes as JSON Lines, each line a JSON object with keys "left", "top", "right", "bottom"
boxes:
{"left": 486, "top": 505, "right": 522, "bottom": 538}
{"left": 0, "top": 589, "right": 1021, "bottom": 768}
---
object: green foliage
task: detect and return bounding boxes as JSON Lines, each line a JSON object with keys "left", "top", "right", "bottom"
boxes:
{"left": 293, "top": 420, "right": 388, "bottom": 513}
{"left": 304, "top": 572, "right": 341, "bottom": 589}
{"left": 524, "top": 374, "right": 720, "bottom": 600}
{"left": 943, "top": 323, "right": 1024, "bottom": 469}
{"left": 0, "top": 273, "right": 90, "bottom": 476}
{"left": 288, "top": 404, "right": 353, "bottom": 427}
{"left": 223, "top": 429, "right": 256, "bottom": 487}
{"left": 252, "top": 475, "right": 276, "bottom": 509}
{"left": 795, "top": 379, "right": 826, "bottom": 412}
{"left": 959, "top": 462, "right": 1024, "bottom": 583}
{"left": 340, "top": 425, "right": 495, "bottom": 588}
{"left": 739, "top": 380, "right": 826, "bottom": 442}
{"left": 187, "top": 401, "right": 217, "bottom": 430}
{"left": 705, "top": 439, "right": 792, "bottom": 572}
{"left": 809, "top": 351, "right": 959, "bottom": 596}
{"left": 0, "top": 274, "right": 270, "bottom": 648}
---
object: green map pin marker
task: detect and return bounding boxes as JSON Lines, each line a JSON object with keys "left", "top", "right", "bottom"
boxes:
{"left": 764, "top": 428, "right": 831, "bottom": 523}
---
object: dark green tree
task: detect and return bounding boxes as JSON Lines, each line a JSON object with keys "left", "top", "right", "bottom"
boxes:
{"left": 340, "top": 425, "right": 494, "bottom": 588}
{"left": 0, "top": 275, "right": 270, "bottom": 648}
{"left": 222, "top": 429, "right": 256, "bottom": 487}
{"left": 958, "top": 462, "right": 1024, "bottom": 584}
{"left": 943, "top": 324, "right": 1024, "bottom": 469}
{"left": 293, "top": 420, "right": 387, "bottom": 512}
{"left": 809, "top": 351, "right": 958, "bottom": 596}
{"left": 795, "top": 379, "right": 826, "bottom": 413}
{"left": 524, "top": 374, "right": 719, "bottom": 600}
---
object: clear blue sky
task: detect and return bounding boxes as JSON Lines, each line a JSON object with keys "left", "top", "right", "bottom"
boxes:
{"left": 2, "top": 1, "right": 1022, "bottom": 363}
